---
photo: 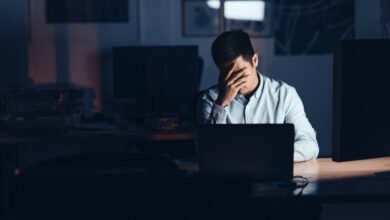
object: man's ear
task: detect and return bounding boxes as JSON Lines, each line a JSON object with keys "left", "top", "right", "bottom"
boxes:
{"left": 252, "top": 53, "right": 259, "bottom": 67}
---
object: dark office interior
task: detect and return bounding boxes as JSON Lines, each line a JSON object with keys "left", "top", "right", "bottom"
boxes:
{"left": 0, "top": 0, "right": 389, "bottom": 219}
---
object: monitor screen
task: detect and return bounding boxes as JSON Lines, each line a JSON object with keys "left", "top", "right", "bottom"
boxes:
{"left": 112, "top": 46, "right": 200, "bottom": 117}
{"left": 333, "top": 40, "right": 390, "bottom": 161}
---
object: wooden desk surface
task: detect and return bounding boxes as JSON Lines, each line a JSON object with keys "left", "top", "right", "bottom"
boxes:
{"left": 0, "top": 130, "right": 196, "bottom": 144}
{"left": 180, "top": 157, "right": 390, "bottom": 181}
{"left": 293, "top": 157, "right": 390, "bottom": 201}
{"left": 180, "top": 157, "right": 390, "bottom": 202}
{"left": 294, "top": 157, "right": 390, "bottom": 181}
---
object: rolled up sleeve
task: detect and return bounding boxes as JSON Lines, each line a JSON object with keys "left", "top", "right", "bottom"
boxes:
{"left": 197, "top": 93, "right": 227, "bottom": 124}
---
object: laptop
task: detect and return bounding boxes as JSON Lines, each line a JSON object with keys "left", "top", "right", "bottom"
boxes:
{"left": 197, "top": 124, "right": 294, "bottom": 182}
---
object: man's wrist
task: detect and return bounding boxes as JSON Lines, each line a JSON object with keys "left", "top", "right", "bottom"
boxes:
{"left": 215, "top": 98, "right": 228, "bottom": 107}
{"left": 215, "top": 98, "right": 223, "bottom": 106}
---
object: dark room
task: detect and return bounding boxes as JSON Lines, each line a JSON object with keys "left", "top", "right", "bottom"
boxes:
{"left": 0, "top": 0, "right": 389, "bottom": 219}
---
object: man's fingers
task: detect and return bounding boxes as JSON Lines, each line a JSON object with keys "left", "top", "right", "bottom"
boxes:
{"left": 231, "top": 74, "right": 249, "bottom": 88}
{"left": 227, "top": 67, "right": 247, "bottom": 83}
{"left": 230, "top": 73, "right": 249, "bottom": 85}
{"left": 234, "top": 81, "right": 247, "bottom": 91}
{"left": 223, "top": 63, "right": 237, "bottom": 81}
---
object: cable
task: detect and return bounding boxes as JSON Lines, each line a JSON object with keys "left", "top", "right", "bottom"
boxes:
{"left": 292, "top": 175, "right": 309, "bottom": 196}
{"left": 269, "top": 176, "right": 310, "bottom": 220}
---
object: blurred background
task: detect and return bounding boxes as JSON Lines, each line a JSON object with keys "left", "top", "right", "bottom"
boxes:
{"left": 0, "top": 1, "right": 390, "bottom": 220}
{"left": 0, "top": 0, "right": 388, "bottom": 159}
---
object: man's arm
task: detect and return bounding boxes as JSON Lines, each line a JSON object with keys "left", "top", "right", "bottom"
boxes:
{"left": 197, "top": 64, "right": 248, "bottom": 124}
{"left": 197, "top": 92, "right": 227, "bottom": 124}
{"left": 284, "top": 87, "right": 319, "bottom": 162}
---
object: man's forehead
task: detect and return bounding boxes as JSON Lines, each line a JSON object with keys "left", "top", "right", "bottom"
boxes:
{"left": 221, "top": 56, "right": 248, "bottom": 71}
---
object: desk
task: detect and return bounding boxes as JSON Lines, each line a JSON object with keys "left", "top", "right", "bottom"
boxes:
{"left": 180, "top": 157, "right": 390, "bottom": 202}
{"left": 0, "top": 130, "right": 196, "bottom": 144}
{"left": 3, "top": 156, "right": 390, "bottom": 219}
{"left": 294, "top": 157, "right": 390, "bottom": 180}
{"left": 294, "top": 157, "right": 390, "bottom": 202}
{"left": 0, "top": 129, "right": 196, "bottom": 219}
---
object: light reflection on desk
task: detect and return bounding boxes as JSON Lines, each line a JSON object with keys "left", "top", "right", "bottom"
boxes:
{"left": 294, "top": 157, "right": 390, "bottom": 181}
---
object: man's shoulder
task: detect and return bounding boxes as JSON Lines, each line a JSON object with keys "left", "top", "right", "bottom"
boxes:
{"left": 199, "top": 85, "right": 219, "bottom": 101}
{"left": 262, "top": 74, "right": 296, "bottom": 95}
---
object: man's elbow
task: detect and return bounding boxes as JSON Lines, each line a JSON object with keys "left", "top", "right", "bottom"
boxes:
{"left": 294, "top": 140, "right": 319, "bottom": 162}
{"left": 307, "top": 141, "right": 319, "bottom": 161}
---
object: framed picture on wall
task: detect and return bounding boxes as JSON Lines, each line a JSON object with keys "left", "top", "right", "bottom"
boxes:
{"left": 182, "top": 0, "right": 222, "bottom": 37}
{"left": 46, "top": 0, "right": 129, "bottom": 23}
{"left": 380, "top": 0, "right": 390, "bottom": 38}
{"left": 273, "top": 0, "right": 354, "bottom": 55}
{"left": 223, "top": 0, "right": 273, "bottom": 37}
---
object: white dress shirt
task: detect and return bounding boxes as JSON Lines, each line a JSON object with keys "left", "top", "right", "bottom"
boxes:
{"left": 197, "top": 73, "right": 319, "bottom": 162}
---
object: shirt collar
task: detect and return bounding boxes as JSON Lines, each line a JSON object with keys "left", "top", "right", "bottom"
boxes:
{"left": 253, "top": 72, "right": 264, "bottom": 99}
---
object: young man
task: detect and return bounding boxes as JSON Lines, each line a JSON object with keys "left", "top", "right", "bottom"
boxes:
{"left": 197, "top": 30, "right": 319, "bottom": 162}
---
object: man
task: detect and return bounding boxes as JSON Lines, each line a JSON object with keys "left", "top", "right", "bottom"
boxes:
{"left": 197, "top": 30, "right": 319, "bottom": 162}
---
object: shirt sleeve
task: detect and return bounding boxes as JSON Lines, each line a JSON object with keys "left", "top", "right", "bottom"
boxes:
{"left": 197, "top": 92, "right": 227, "bottom": 124}
{"left": 284, "top": 88, "right": 319, "bottom": 162}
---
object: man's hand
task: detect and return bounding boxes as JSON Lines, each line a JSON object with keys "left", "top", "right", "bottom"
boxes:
{"left": 216, "top": 64, "right": 249, "bottom": 107}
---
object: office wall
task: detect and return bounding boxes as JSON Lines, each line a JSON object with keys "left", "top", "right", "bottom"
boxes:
{"left": 28, "top": 0, "right": 140, "bottom": 110}
{"left": 139, "top": 0, "right": 381, "bottom": 157}
{"left": 0, "top": 0, "right": 29, "bottom": 85}
{"left": 14, "top": 0, "right": 382, "bottom": 156}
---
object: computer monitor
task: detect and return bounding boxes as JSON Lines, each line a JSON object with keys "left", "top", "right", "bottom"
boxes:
{"left": 333, "top": 39, "right": 390, "bottom": 161}
{"left": 113, "top": 46, "right": 200, "bottom": 118}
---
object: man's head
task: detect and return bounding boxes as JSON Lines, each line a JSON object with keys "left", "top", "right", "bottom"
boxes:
{"left": 211, "top": 30, "right": 256, "bottom": 67}
{"left": 211, "top": 30, "right": 259, "bottom": 94}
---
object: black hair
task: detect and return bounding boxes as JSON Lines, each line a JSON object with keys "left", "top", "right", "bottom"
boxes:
{"left": 211, "top": 30, "right": 255, "bottom": 68}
